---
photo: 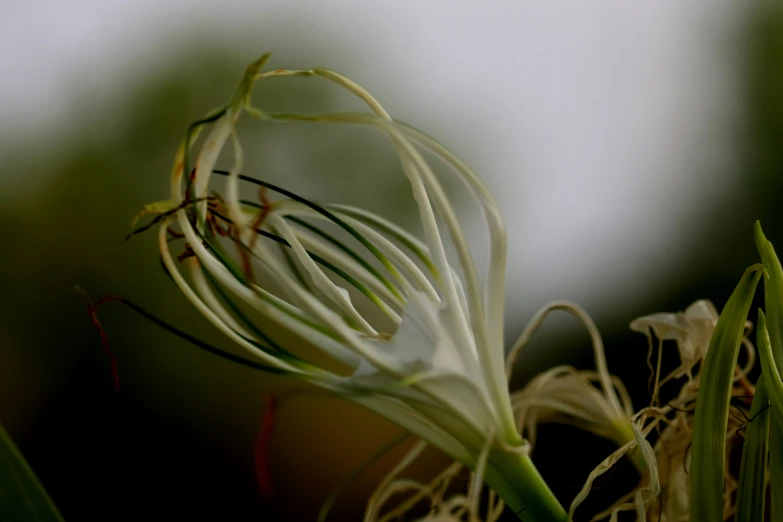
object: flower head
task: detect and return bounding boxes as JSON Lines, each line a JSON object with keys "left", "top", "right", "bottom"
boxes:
{"left": 138, "top": 55, "right": 567, "bottom": 520}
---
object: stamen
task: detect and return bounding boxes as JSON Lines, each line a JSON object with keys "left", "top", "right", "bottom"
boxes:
{"left": 211, "top": 169, "right": 400, "bottom": 280}
{"left": 208, "top": 207, "right": 398, "bottom": 324}
{"left": 248, "top": 186, "right": 272, "bottom": 252}
{"left": 167, "top": 228, "right": 185, "bottom": 240}
{"left": 82, "top": 294, "right": 289, "bottom": 374}
{"left": 184, "top": 167, "right": 197, "bottom": 204}
{"left": 122, "top": 196, "right": 214, "bottom": 243}
{"left": 177, "top": 244, "right": 197, "bottom": 263}
{"left": 76, "top": 288, "right": 122, "bottom": 391}
{"left": 233, "top": 225, "right": 258, "bottom": 289}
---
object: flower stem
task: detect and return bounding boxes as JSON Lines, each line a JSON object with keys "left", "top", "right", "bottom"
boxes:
{"left": 484, "top": 448, "right": 568, "bottom": 522}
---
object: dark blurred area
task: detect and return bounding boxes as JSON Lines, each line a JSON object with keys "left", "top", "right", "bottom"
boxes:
{"left": 1, "top": 3, "right": 782, "bottom": 521}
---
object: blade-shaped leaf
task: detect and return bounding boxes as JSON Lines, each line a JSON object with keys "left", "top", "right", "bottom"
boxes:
{"left": 755, "top": 221, "right": 783, "bottom": 367}
{"left": 735, "top": 374, "right": 771, "bottom": 522}
{"left": 754, "top": 221, "right": 783, "bottom": 521}
{"left": 0, "top": 422, "right": 64, "bottom": 522}
{"left": 757, "top": 312, "right": 783, "bottom": 432}
{"left": 756, "top": 311, "right": 783, "bottom": 521}
{"left": 690, "top": 264, "right": 763, "bottom": 522}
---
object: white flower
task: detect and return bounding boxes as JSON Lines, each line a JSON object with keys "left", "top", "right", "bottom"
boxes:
{"left": 145, "top": 55, "right": 567, "bottom": 521}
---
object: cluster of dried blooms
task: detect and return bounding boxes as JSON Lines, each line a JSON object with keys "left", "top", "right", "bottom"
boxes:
{"left": 361, "top": 300, "right": 757, "bottom": 522}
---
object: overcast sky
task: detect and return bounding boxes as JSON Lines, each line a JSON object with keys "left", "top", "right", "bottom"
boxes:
{"left": 0, "top": 1, "right": 745, "bottom": 331}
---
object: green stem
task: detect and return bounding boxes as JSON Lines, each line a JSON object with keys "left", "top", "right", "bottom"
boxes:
{"left": 609, "top": 419, "right": 648, "bottom": 475}
{"left": 484, "top": 449, "right": 568, "bottom": 522}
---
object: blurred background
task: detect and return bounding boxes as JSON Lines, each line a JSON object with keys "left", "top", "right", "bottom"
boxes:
{"left": 1, "top": 1, "right": 782, "bottom": 520}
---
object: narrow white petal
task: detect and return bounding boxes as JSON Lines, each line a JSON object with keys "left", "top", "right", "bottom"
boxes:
{"left": 285, "top": 223, "right": 404, "bottom": 312}
{"left": 294, "top": 202, "right": 440, "bottom": 301}
{"left": 270, "top": 214, "right": 379, "bottom": 335}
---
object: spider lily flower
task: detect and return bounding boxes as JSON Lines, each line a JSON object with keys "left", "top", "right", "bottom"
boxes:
{"left": 139, "top": 55, "right": 567, "bottom": 521}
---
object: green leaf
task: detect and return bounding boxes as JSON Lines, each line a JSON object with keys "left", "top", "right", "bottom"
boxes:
{"left": 754, "top": 221, "right": 783, "bottom": 520}
{"left": 770, "top": 420, "right": 783, "bottom": 522}
{"left": 689, "top": 264, "right": 763, "bottom": 522}
{"left": 735, "top": 374, "right": 771, "bottom": 522}
{"left": 757, "top": 311, "right": 783, "bottom": 432}
{"left": 0, "top": 422, "right": 64, "bottom": 522}
{"left": 757, "top": 313, "right": 783, "bottom": 522}
{"left": 755, "top": 221, "right": 783, "bottom": 368}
